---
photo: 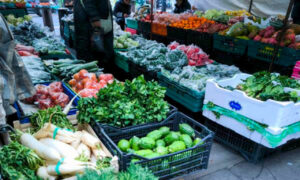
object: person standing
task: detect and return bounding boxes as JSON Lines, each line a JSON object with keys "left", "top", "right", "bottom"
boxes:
{"left": 113, "top": 0, "right": 131, "bottom": 30}
{"left": 74, "top": 0, "right": 114, "bottom": 62}
{"left": 173, "top": 0, "right": 191, "bottom": 14}
{"left": 292, "top": 0, "right": 300, "bottom": 24}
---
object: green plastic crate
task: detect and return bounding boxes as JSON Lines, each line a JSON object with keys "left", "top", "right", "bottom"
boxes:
{"left": 247, "top": 40, "right": 300, "bottom": 67}
{"left": 125, "top": 18, "right": 138, "bottom": 30}
{"left": 0, "top": 8, "right": 27, "bottom": 17}
{"left": 186, "top": 30, "right": 213, "bottom": 54}
{"left": 157, "top": 72, "right": 205, "bottom": 113}
{"left": 114, "top": 51, "right": 130, "bottom": 72}
{"left": 213, "top": 34, "right": 248, "bottom": 55}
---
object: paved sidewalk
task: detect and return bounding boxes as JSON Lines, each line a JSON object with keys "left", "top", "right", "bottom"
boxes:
{"left": 176, "top": 142, "right": 300, "bottom": 180}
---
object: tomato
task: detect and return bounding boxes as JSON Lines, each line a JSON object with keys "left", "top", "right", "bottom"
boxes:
{"left": 90, "top": 73, "right": 97, "bottom": 82}
{"left": 104, "top": 74, "right": 114, "bottom": 81}
{"left": 69, "top": 79, "right": 76, "bottom": 87}
{"left": 73, "top": 73, "right": 80, "bottom": 81}
{"left": 76, "top": 82, "right": 83, "bottom": 91}
{"left": 99, "top": 74, "right": 106, "bottom": 81}
{"left": 79, "top": 69, "right": 89, "bottom": 79}
{"left": 81, "top": 78, "right": 90, "bottom": 86}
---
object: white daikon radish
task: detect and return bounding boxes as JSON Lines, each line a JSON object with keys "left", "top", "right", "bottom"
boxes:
{"left": 71, "top": 132, "right": 82, "bottom": 148}
{"left": 62, "top": 176, "right": 77, "bottom": 180}
{"left": 40, "top": 138, "right": 79, "bottom": 159}
{"left": 34, "top": 123, "right": 77, "bottom": 140}
{"left": 81, "top": 130, "right": 100, "bottom": 149}
{"left": 63, "top": 95, "right": 78, "bottom": 115}
{"left": 92, "top": 148, "right": 107, "bottom": 158}
{"left": 20, "top": 133, "right": 61, "bottom": 162}
{"left": 47, "top": 164, "right": 96, "bottom": 176}
{"left": 63, "top": 157, "right": 95, "bottom": 166}
{"left": 90, "top": 155, "right": 97, "bottom": 164}
{"left": 37, "top": 166, "right": 57, "bottom": 180}
{"left": 76, "top": 143, "right": 91, "bottom": 158}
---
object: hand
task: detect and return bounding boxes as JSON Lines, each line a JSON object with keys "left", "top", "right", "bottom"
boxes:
{"left": 124, "top": 14, "right": 129, "bottom": 18}
{"left": 91, "top": 21, "right": 101, "bottom": 28}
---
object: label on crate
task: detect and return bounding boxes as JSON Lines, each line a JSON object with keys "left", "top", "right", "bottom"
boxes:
{"left": 229, "top": 101, "right": 242, "bottom": 111}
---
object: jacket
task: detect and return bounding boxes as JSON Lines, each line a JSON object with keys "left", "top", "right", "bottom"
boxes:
{"left": 80, "top": 0, "right": 112, "bottom": 22}
{"left": 174, "top": 0, "right": 191, "bottom": 14}
{"left": 113, "top": 0, "right": 131, "bottom": 19}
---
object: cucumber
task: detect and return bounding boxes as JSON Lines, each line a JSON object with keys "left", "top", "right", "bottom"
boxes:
{"left": 179, "top": 123, "right": 195, "bottom": 137}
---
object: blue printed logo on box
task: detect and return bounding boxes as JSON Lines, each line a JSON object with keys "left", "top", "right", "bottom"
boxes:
{"left": 229, "top": 101, "right": 242, "bottom": 111}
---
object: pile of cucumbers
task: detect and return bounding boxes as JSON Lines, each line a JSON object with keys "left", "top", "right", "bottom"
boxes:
{"left": 117, "top": 123, "right": 204, "bottom": 160}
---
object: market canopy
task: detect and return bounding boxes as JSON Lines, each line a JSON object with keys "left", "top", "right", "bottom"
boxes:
{"left": 190, "top": 0, "right": 289, "bottom": 17}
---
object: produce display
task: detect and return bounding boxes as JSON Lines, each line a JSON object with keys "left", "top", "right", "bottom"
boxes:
{"left": 225, "top": 22, "right": 260, "bottom": 40}
{"left": 45, "top": 59, "right": 100, "bottom": 80}
{"left": 161, "top": 64, "right": 241, "bottom": 92}
{"left": 0, "top": 141, "right": 43, "bottom": 180}
{"left": 126, "top": 37, "right": 187, "bottom": 71}
{"left": 114, "top": 33, "right": 139, "bottom": 49}
{"left": 117, "top": 123, "right": 203, "bottom": 159}
{"left": 168, "top": 42, "right": 213, "bottom": 66}
{"left": 24, "top": 82, "right": 70, "bottom": 109}
{"left": 11, "top": 21, "right": 67, "bottom": 54}
{"left": 195, "top": 21, "right": 228, "bottom": 33}
{"left": 77, "top": 163, "right": 158, "bottom": 180}
{"left": 170, "top": 16, "right": 215, "bottom": 30}
{"left": 6, "top": 14, "right": 31, "bottom": 26}
{"left": 68, "top": 69, "right": 114, "bottom": 97}
{"left": 29, "top": 106, "right": 75, "bottom": 133}
{"left": 77, "top": 76, "right": 170, "bottom": 127}
{"left": 236, "top": 71, "right": 300, "bottom": 102}
{"left": 22, "top": 56, "right": 52, "bottom": 84}
{"left": 15, "top": 44, "right": 39, "bottom": 57}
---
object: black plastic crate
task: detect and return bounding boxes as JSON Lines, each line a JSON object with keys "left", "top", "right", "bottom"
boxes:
{"left": 167, "top": 26, "right": 187, "bottom": 42}
{"left": 186, "top": 30, "right": 213, "bottom": 54}
{"left": 204, "top": 118, "right": 300, "bottom": 163}
{"left": 94, "top": 112, "right": 214, "bottom": 179}
{"left": 128, "top": 61, "right": 158, "bottom": 81}
{"left": 95, "top": 104, "right": 177, "bottom": 134}
{"left": 138, "top": 21, "right": 151, "bottom": 34}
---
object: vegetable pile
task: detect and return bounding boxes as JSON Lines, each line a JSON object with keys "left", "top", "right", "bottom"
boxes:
{"left": 117, "top": 123, "right": 203, "bottom": 160}
{"left": 0, "top": 141, "right": 43, "bottom": 180}
{"left": 161, "top": 64, "right": 241, "bottom": 92}
{"left": 236, "top": 71, "right": 300, "bottom": 102}
{"left": 15, "top": 44, "right": 39, "bottom": 57}
{"left": 24, "top": 82, "right": 70, "bottom": 109}
{"left": 78, "top": 163, "right": 158, "bottom": 180}
{"left": 168, "top": 42, "right": 213, "bottom": 66}
{"left": 77, "top": 76, "right": 170, "bottom": 127}
{"left": 114, "top": 33, "right": 139, "bottom": 49}
{"left": 45, "top": 59, "right": 100, "bottom": 80}
{"left": 68, "top": 69, "right": 114, "bottom": 97}
{"left": 6, "top": 14, "right": 31, "bottom": 26}
{"left": 170, "top": 16, "right": 215, "bottom": 29}
{"left": 29, "top": 106, "right": 74, "bottom": 133}
{"left": 126, "top": 37, "right": 188, "bottom": 71}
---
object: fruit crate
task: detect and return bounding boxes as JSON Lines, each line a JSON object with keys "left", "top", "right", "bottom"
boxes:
{"left": 126, "top": 18, "right": 138, "bottom": 30}
{"left": 213, "top": 34, "right": 248, "bottom": 55}
{"left": 128, "top": 61, "right": 158, "bottom": 81}
{"left": 114, "top": 50, "right": 130, "bottom": 73}
{"left": 157, "top": 72, "right": 205, "bottom": 113}
{"left": 16, "top": 82, "right": 80, "bottom": 121}
{"left": 0, "top": 8, "right": 27, "bottom": 17}
{"left": 138, "top": 21, "right": 151, "bottom": 34}
{"left": 247, "top": 40, "right": 300, "bottom": 67}
{"left": 152, "top": 23, "right": 167, "bottom": 36}
{"left": 94, "top": 112, "right": 214, "bottom": 179}
{"left": 167, "top": 26, "right": 187, "bottom": 42}
{"left": 95, "top": 103, "right": 177, "bottom": 135}
{"left": 186, "top": 30, "right": 213, "bottom": 54}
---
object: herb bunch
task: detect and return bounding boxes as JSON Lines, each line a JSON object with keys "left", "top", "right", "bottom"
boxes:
{"left": 77, "top": 76, "right": 169, "bottom": 127}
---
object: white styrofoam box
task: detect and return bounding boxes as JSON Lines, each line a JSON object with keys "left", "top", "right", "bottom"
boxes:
{"left": 203, "top": 73, "right": 300, "bottom": 129}
{"left": 203, "top": 110, "right": 300, "bottom": 148}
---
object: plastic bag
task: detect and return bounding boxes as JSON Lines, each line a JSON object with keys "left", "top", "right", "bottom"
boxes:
{"left": 38, "top": 98, "right": 54, "bottom": 109}
{"left": 49, "top": 82, "right": 63, "bottom": 93}
{"left": 79, "top": 89, "right": 98, "bottom": 98}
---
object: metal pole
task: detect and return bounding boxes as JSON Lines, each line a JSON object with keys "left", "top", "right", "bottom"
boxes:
{"left": 268, "top": 0, "right": 294, "bottom": 72}
{"left": 150, "top": 0, "right": 154, "bottom": 40}
{"left": 248, "top": 0, "right": 254, "bottom": 13}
